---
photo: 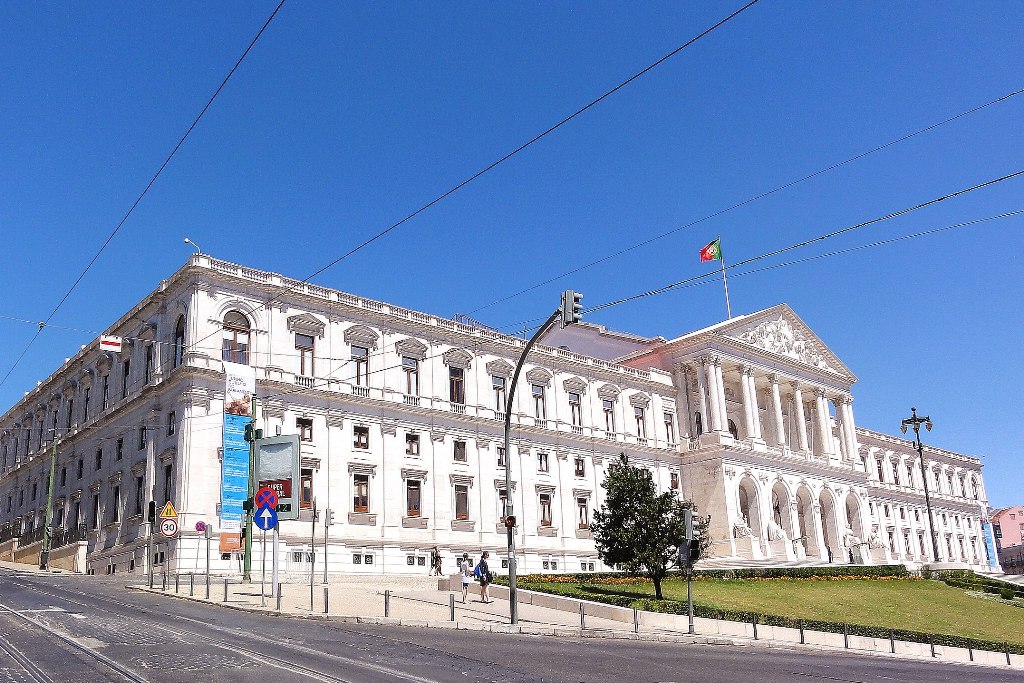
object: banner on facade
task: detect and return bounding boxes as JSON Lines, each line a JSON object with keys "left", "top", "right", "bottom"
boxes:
{"left": 219, "top": 361, "right": 255, "bottom": 553}
{"left": 981, "top": 521, "right": 999, "bottom": 569}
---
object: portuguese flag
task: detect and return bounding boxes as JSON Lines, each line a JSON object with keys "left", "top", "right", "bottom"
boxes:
{"left": 699, "top": 238, "right": 722, "bottom": 262}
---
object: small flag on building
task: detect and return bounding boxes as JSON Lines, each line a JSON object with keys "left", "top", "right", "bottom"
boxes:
{"left": 99, "top": 335, "right": 123, "bottom": 353}
{"left": 699, "top": 238, "right": 722, "bottom": 262}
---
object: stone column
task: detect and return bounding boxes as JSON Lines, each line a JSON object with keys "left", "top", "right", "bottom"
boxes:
{"left": 793, "top": 383, "right": 809, "bottom": 453}
{"left": 695, "top": 361, "right": 710, "bottom": 434}
{"left": 747, "top": 369, "right": 763, "bottom": 440}
{"left": 711, "top": 357, "right": 729, "bottom": 434}
{"left": 769, "top": 373, "right": 785, "bottom": 449}
{"left": 815, "top": 389, "right": 834, "bottom": 458}
{"left": 740, "top": 366, "right": 756, "bottom": 440}
{"left": 837, "top": 397, "right": 858, "bottom": 462}
{"left": 702, "top": 356, "right": 723, "bottom": 433}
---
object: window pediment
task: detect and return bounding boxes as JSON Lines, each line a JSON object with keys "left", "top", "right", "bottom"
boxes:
{"left": 344, "top": 324, "right": 379, "bottom": 349}
{"left": 597, "top": 384, "right": 621, "bottom": 401}
{"left": 629, "top": 392, "right": 651, "bottom": 408}
{"left": 443, "top": 348, "right": 473, "bottom": 370}
{"left": 563, "top": 376, "right": 587, "bottom": 394}
{"left": 396, "top": 338, "right": 428, "bottom": 360}
{"left": 486, "top": 359, "right": 514, "bottom": 378}
{"left": 525, "top": 367, "right": 552, "bottom": 387}
{"left": 287, "top": 313, "right": 326, "bottom": 337}
{"left": 401, "top": 468, "right": 428, "bottom": 480}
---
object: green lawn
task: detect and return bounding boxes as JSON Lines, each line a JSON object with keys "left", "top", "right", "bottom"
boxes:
{"left": 524, "top": 578, "right": 1024, "bottom": 646}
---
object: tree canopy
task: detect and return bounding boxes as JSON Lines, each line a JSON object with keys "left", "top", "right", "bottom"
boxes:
{"left": 590, "top": 452, "right": 709, "bottom": 599}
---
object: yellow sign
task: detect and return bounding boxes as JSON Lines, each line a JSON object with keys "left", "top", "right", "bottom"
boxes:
{"left": 159, "top": 501, "right": 178, "bottom": 519}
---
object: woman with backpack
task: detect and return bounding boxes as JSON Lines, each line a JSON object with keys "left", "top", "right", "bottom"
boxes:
{"left": 475, "top": 551, "right": 492, "bottom": 603}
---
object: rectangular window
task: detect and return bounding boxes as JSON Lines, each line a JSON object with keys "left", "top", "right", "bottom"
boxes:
{"left": 82, "top": 387, "right": 90, "bottom": 421}
{"left": 138, "top": 426, "right": 147, "bottom": 451}
{"left": 167, "top": 411, "right": 176, "bottom": 436}
{"left": 134, "top": 476, "right": 144, "bottom": 516}
{"left": 449, "top": 367, "right": 465, "bottom": 404}
{"left": 664, "top": 413, "right": 675, "bottom": 443}
{"left": 892, "top": 462, "right": 901, "bottom": 486}
{"left": 405, "top": 433, "right": 420, "bottom": 456}
{"left": 569, "top": 392, "right": 582, "bottom": 426}
{"left": 31, "top": 482, "right": 37, "bottom": 501}
{"left": 111, "top": 485, "right": 120, "bottom": 523}
{"left": 352, "top": 346, "right": 369, "bottom": 386}
{"left": 300, "top": 468, "right": 313, "bottom": 509}
{"left": 577, "top": 497, "right": 589, "bottom": 529}
{"left": 453, "top": 440, "right": 467, "bottom": 462}
{"left": 574, "top": 457, "right": 585, "bottom": 478}
{"left": 539, "top": 493, "right": 552, "bottom": 527}
{"left": 492, "top": 375, "right": 506, "bottom": 411}
{"left": 296, "top": 334, "right": 315, "bottom": 377}
{"left": 76, "top": 459, "right": 83, "bottom": 480}
{"left": 670, "top": 472, "right": 679, "bottom": 490}
{"left": 95, "top": 449, "right": 103, "bottom": 472}
{"left": 532, "top": 385, "right": 546, "bottom": 419}
{"left": 144, "top": 344, "right": 154, "bottom": 384}
{"left": 163, "top": 464, "right": 173, "bottom": 502}
{"left": 402, "top": 357, "right": 419, "bottom": 396}
{"left": 602, "top": 399, "right": 615, "bottom": 432}
{"left": 454, "top": 484, "right": 469, "bottom": 520}
{"left": 498, "top": 488, "right": 509, "bottom": 519}
{"left": 634, "top": 406, "right": 646, "bottom": 438}
{"left": 66, "top": 399, "right": 74, "bottom": 429}
{"left": 406, "top": 480, "right": 421, "bottom": 517}
{"left": 497, "top": 446, "right": 506, "bottom": 468}
{"left": 297, "top": 417, "right": 313, "bottom": 442}
{"left": 353, "top": 426, "right": 369, "bottom": 449}
{"left": 102, "top": 375, "right": 109, "bottom": 410}
{"left": 90, "top": 493, "right": 100, "bottom": 529}
{"left": 121, "top": 360, "right": 130, "bottom": 399}
{"left": 60, "top": 467, "right": 66, "bottom": 487}
{"left": 538, "top": 451, "right": 549, "bottom": 472}
{"left": 353, "top": 474, "right": 369, "bottom": 513}
{"left": 876, "top": 459, "right": 884, "bottom": 481}
{"left": 115, "top": 438, "right": 123, "bottom": 461}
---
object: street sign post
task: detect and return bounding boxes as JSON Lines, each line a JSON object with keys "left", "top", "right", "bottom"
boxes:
{"left": 255, "top": 486, "right": 278, "bottom": 511}
{"left": 195, "top": 521, "right": 207, "bottom": 533}
{"left": 254, "top": 505, "right": 278, "bottom": 531}
{"left": 160, "top": 518, "right": 179, "bottom": 538}
{"left": 159, "top": 501, "right": 178, "bottom": 519}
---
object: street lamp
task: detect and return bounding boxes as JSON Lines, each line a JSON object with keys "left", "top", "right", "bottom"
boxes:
{"left": 183, "top": 237, "right": 203, "bottom": 254}
{"left": 901, "top": 407, "right": 939, "bottom": 563}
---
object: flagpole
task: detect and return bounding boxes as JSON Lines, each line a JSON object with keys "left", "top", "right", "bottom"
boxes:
{"left": 718, "top": 235, "right": 732, "bottom": 319}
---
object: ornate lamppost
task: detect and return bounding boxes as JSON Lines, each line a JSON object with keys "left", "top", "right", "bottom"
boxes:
{"left": 901, "top": 407, "right": 939, "bottom": 563}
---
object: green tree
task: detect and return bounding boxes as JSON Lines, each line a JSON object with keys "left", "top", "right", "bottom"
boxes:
{"left": 590, "top": 452, "right": 708, "bottom": 599}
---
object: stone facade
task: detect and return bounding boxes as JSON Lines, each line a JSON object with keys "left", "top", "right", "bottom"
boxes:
{"left": 0, "top": 256, "right": 999, "bottom": 575}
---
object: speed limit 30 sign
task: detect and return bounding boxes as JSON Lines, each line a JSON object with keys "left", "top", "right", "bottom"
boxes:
{"left": 159, "top": 518, "right": 179, "bottom": 537}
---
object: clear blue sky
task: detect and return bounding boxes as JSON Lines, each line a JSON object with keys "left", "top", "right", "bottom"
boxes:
{"left": 1, "top": 3, "right": 1021, "bottom": 506}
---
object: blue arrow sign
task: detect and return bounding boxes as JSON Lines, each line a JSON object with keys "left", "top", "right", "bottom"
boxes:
{"left": 254, "top": 504, "right": 278, "bottom": 531}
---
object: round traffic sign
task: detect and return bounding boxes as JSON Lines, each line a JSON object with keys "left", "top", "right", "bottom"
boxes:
{"left": 160, "top": 518, "right": 179, "bottom": 538}
{"left": 195, "top": 521, "right": 206, "bottom": 533}
{"left": 255, "top": 486, "right": 278, "bottom": 510}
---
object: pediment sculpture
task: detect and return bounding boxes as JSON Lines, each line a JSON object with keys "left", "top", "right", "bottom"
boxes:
{"left": 735, "top": 316, "right": 833, "bottom": 371}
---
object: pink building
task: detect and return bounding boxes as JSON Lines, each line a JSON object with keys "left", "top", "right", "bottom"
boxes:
{"left": 992, "top": 506, "right": 1024, "bottom": 549}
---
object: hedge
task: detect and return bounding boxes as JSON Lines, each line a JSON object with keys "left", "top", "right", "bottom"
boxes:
{"left": 505, "top": 572, "right": 1024, "bottom": 656}
{"left": 933, "top": 569, "right": 1024, "bottom": 599}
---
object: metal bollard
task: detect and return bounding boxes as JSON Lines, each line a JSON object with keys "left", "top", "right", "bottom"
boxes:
{"left": 276, "top": 583, "right": 282, "bottom": 611}
{"left": 175, "top": 574, "right": 180, "bottom": 593}
{"left": 324, "top": 585, "right": 329, "bottom": 614}
{"left": 929, "top": 635, "right": 935, "bottom": 658}
{"left": 1006, "top": 642, "right": 1012, "bottom": 666}
{"left": 752, "top": 615, "right": 758, "bottom": 640}
{"left": 580, "top": 603, "right": 585, "bottom": 630}
{"left": 189, "top": 573, "right": 194, "bottom": 597}
{"left": 968, "top": 643, "right": 973, "bottom": 662}
{"left": 223, "top": 578, "right": 228, "bottom": 602}
{"left": 633, "top": 607, "right": 639, "bottom": 634}
{"left": 384, "top": 590, "right": 390, "bottom": 617}
{"left": 205, "top": 573, "right": 210, "bottom": 600}
{"left": 798, "top": 620, "right": 805, "bottom": 644}
{"left": 449, "top": 593, "right": 455, "bottom": 621}
{"left": 161, "top": 570, "right": 167, "bottom": 591}
{"left": 889, "top": 631, "right": 895, "bottom": 654}
{"left": 843, "top": 623, "right": 848, "bottom": 649}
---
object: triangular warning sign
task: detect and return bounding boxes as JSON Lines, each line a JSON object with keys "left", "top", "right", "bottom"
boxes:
{"left": 159, "top": 501, "right": 178, "bottom": 519}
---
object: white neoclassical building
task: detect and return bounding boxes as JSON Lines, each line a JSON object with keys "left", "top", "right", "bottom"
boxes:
{"left": 0, "top": 255, "right": 1000, "bottom": 576}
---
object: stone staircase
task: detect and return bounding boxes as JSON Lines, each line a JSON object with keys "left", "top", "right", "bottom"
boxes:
{"left": 980, "top": 571, "right": 1024, "bottom": 587}
{"left": 696, "top": 557, "right": 852, "bottom": 570}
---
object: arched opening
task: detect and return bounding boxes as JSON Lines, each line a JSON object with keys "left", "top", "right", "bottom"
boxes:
{"left": 771, "top": 482, "right": 793, "bottom": 540}
{"left": 173, "top": 316, "right": 186, "bottom": 369}
{"left": 221, "top": 311, "right": 250, "bottom": 365}
{"left": 736, "top": 477, "right": 763, "bottom": 540}
{"left": 844, "top": 493, "right": 864, "bottom": 539}
{"left": 818, "top": 489, "right": 840, "bottom": 562}
{"left": 694, "top": 412, "right": 703, "bottom": 436}
{"left": 727, "top": 419, "right": 739, "bottom": 440}
{"left": 795, "top": 485, "right": 816, "bottom": 556}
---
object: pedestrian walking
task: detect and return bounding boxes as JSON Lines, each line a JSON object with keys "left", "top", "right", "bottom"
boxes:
{"left": 475, "top": 551, "right": 492, "bottom": 603}
{"left": 459, "top": 553, "right": 472, "bottom": 603}
{"left": 430, "top": 546, "right": 442, "bottom": 576}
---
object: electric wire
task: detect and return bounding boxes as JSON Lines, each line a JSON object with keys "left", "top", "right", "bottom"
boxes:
{"left": 467, "top": 85, "right": 1024, "bottom": 315}
{"left": 0, "top": 0, "right": 288, "bottom": 392}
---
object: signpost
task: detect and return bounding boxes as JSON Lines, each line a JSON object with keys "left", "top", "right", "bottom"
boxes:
{"left": 160, "top": 518, "right": 179, "bottom": 538}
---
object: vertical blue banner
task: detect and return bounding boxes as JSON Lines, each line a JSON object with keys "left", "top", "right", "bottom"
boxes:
{"left": 220, "top": 361, "right": 255, "bottom": 553}
{"left": 981, "top": 521, "right": 998, "bottom": 569}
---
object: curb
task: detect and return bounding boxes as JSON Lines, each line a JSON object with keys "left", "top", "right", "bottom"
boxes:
{"left": 128, "top": 586, "right": 1016, "bottom": 670}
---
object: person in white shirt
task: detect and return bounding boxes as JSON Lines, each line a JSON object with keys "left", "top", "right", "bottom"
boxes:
{"left": 459, "top": 553, "right": 472, "bottom": 603}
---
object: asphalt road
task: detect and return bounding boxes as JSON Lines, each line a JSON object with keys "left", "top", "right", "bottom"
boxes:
{"left": 0, "top": 568, "right": 1019, "bottom": 683}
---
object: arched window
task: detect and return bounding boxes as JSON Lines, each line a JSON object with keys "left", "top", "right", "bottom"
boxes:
{"left": 172, "top": 316, "right": 186, "bottom": 369}
{"left": 727, "top": 419, "right": 739, "bottom": 440}
{"left": 221, "top": 311, "right": 250, "bottom": 365}
{"left": 694, "top": 412, "right": 703, "bottom": 436}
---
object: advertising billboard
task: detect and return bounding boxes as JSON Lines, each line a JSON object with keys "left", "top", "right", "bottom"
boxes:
{"left": 219, "top": 361, "right": 255, "bottom": 552}
{"left": 256, "top": 434, "right": 300, "bottom": 521}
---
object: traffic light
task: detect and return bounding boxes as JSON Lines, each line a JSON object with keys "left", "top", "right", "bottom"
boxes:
{"left": 688, "top": 539, "right": 700, "bottom": 565}
{"left": 560, "top": 290, "right": 583, "bottom": 328}
{"left": 244, "top": 422, "right": 254, "bottom": 442}
{"left": 504, "top": 515, "right": 517, "bottom": 528}
{"left": 325, "top": 509, "right": 334, "bottom": 527}
{"left": 147, "top": 501, "right": 156, "bottom": 524}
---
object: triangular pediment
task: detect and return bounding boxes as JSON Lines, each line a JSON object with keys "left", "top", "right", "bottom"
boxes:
{"left": 717, "top": 305, "right": 855, "bottom": 379}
